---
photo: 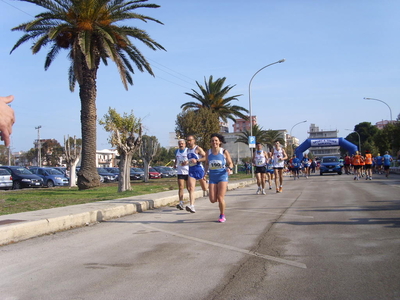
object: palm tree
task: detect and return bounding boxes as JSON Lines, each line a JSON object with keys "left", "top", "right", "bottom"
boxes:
{"left": 264, "top": 129, "right": 285, "bottom": 150}
{"left": 235, "top": 124, "right": 268, "bottom": 146}
{"left": 10, "top": 0, "right": 165, "bottom": 189}
{"left": 236, "top": 126, "right": 285, "bottom": 153}
{"left": 181, "top": 76, "right": 248, "bottom": 123}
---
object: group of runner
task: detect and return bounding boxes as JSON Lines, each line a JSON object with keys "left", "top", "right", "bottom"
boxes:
{"left": 287, "top": 153, "right": 315, "bottom": 179}
{"left": 253, "top": 141, "right": 287, "bottom": 194}
{"left": 343, "top": 151, "right": 393, "bottom": 180}
{"left": 173, "top": 137, "right": 290, "bottom": 223}
{"left": 173, "top": 134, "right": 394, "bottom": 222}
{"left": 174, "top": 134, "right": 233, "bottom": 223}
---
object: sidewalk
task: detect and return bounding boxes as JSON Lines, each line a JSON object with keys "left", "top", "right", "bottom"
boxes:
{"left": 0, "top": 178, "right": 255, "bottom": 246}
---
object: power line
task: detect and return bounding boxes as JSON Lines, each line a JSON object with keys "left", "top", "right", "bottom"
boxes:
{"left": 147, "top": 57, "right": 197, "bottom": 83}
{"left": 3, "top": 0, "right": 197, "bottom": 91}
{"left": 151, "top": 63, "right": 195, "bottom": 86}
{"left": 1, "top": 0, "right": 34, "bottom": 16}
{"left": 153, "top": 74, "right": 193, "bottom": 90}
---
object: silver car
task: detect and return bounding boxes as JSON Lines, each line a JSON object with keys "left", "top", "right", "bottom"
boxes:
{"left": 0, "top": 168, "right": 13, "bottom": 190}
{"left": 29, "top": 167, "right": 69, "bottom": 187}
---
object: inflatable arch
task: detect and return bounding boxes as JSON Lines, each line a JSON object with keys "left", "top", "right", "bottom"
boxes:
{"left": 294, "top": 138, "right": 358, "bottom": 161}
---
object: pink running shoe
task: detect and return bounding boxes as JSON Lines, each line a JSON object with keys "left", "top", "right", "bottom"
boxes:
{"left": 218, "top": 215, "right": 226, "bottom": 223}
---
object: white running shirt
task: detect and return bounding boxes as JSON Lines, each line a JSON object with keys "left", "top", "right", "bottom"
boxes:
{"left": 175, "top": 148, "right": 189, "bottom": 175}
{"left": 272, "top": 147, "right": 285, "bottom": 168}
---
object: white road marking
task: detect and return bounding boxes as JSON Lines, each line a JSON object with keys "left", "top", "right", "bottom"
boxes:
{"left": 141, "top": 224, "right": 307, "bottom": 269}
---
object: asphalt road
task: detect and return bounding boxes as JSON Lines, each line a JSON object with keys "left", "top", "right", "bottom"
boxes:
{"left": 1, "top": 172, "right": 399, "bottom": 300}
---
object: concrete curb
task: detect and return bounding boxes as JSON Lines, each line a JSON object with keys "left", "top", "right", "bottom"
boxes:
{"left": 390, "top": 167, "right": 400, "bottom": 174}
{"left": 0, "top": 178, "right": 256, "bottom": 246}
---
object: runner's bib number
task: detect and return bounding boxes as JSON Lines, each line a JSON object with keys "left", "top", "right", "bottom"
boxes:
{"left": 209, "top": 160, "right": 223, "bottom": 170}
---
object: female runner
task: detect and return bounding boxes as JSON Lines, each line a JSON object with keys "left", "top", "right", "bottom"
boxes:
{"left": 205, "top": 133, "right": 233, "bottom": 223}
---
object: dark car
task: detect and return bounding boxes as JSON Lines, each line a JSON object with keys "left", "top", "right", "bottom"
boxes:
{"left": 29, "top": 167, "right": 69, "bottom": 187}
{"left": 105, "top": 167, "right": 120, "bottom": 181}
{"left": 130, "top": 168, "right": 145, "bottom": 180}
{"left": 319, "top": 156, "right": 342, "bottom": 175}
{"left": 1, "top": 166, "right": 44, "bottom": 189}
{"left": 153, "top": 166, "right": 176, "bottom": 178}
{"left": 97, "top": 168, "right": 118, "bottom": 183}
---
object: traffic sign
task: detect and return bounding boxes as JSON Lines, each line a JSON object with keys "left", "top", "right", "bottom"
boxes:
{"left": 248, "top": 136, "right": 256, "bottom": 148}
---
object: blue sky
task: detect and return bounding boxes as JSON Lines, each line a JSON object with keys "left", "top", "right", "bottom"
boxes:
{"left": 1, "top": 0, "right": 399, "bottom": 152}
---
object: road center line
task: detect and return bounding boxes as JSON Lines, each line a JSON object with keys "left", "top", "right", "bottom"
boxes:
{"left": 141, "top": 224, "right": 307, "bottom": 269}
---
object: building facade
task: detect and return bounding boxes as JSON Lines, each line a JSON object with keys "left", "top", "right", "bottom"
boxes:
{"left": 307, "top": 124, "right": 340, "bottom": 158}
{"left": 232, "top": 116, "right": 257, "bottom": 133}
{"left": 96, "top": 149, "right": 118, "bottom": 168}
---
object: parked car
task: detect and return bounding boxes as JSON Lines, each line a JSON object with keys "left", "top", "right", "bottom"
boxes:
{"left": 148, "top": 167, "right": 161, "bottom": 179}
{"left": 165, "top": 166, "right": 177, "bottom": 176}
{"left": 319, "top": 156, "right": 342, "bottom": 175}
{"left": 171, "top": 167, "right": 178, "bottom": 176}
{"left": 97, "top": 168, "right": 118, "bottom": 183}
{"left": 105, "top": 167, "right": 120, "bottom": 181}
{"left": 0, "top": 168, "right": 13, "bottom": 190}
{"left": 153, "top": 166, "right": 176, "bottom": 178}
{"left": 1, "top": 166, "right": 44, "bottom": 189}
{"left": 53, "top": 167, "right": 67, "bottom": 176}
{"left": 29, "top": 167, "right": 69, "bottom": 187}
{"left": 130, "top": 167, "right": 145, "bottom": 180}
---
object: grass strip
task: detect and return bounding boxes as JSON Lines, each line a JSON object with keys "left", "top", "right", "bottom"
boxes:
{"left": 0, "top": 174, "right": 252, "bottom": 215}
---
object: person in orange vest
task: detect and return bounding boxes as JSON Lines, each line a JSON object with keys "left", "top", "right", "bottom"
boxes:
{"left": 352, "top": 151, "right": 364, "bottom": 180}
{"left": 360, "top": 152, "right": 366, "bottom": 178}
{"left": 364, "top": 150, "right": 373, "bottom": 180}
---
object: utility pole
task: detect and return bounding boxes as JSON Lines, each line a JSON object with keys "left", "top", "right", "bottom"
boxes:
{"left": 35, "top": 126, "right": 42, "bottom": 167}
{"left": 8, "top": 146, "right": 11, "bottom": 165}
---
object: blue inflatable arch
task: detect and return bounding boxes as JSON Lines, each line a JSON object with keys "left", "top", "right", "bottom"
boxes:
{"left": 294, "top": 138, "right": 358, "bottom": 161}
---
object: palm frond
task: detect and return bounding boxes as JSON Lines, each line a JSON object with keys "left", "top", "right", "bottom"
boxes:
{"left": 11, "top": 0, "right": 164, "bottom": 90}
{"left": 182, "top": 75, "right": 247, "bottom": 123}
{"left": 44, "top": 44, "right": 62, "bottom": 69}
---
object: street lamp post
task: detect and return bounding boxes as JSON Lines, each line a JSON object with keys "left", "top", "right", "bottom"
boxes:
{"left": 249, "top": 59, "right": 285, "bottom": 138}
{"left": 35, "top": 125, "right": 42, "bottom": 167}
{"left": 248, "top": 59, "right": 285, "bottom": 178}
{"left": 345, "top": 129, "right": 361, "bottom": 153}
{"left": 290, "top": 120, "right": 307, "bottom": 157}
{"left": 363, "top": 97, "right": 393, "bottom": 122}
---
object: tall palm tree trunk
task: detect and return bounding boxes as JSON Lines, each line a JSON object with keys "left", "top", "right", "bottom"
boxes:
{"left": 77, "top": 62, "right": 101, "bottom": 189}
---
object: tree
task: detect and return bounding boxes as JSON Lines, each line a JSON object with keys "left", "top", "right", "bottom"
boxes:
{"left": 235, "top": 124, "right": 267, "bottom": 146}
{"left": 345, "top": 122, "right": 379, "bottom": 155}
{"left": 234, "top": 125, "right": 284, "bottom": 157}
{"left": 64, "top": 135, "right": 81, "bottom": 187}
{"left": 175, "top": 108, "right": 220, "bottom": 150}
{"left": 140, "top": 135, "right": 159, "bottom": 182}
{"left": 390, "top": 114, "right": 400, "bottom": 154}
{"left": 0, "top": 146, "right": 8, "bottom": 165}
{"left": 181, "top": 76, "right": 248, "bottom": 123}
{"left": 20, "top": 148, "right": 37, "bottom": 166}
{"left": 99, "top": 108, "right": 142, "bottom": 192}
{"left": 153, "top": 146, "right": 174, "bottom": 165}
{"left": 41, "top": 139, "right": 63, "bottom": 166}
{"left": 264, "top": 129, "right": 285, "bottom": 150}
{"left": 10, "top": 0, "right": 165, "bottom": 190}
{"left": 235, "top": 126, "right": 284, "bottom": 150}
